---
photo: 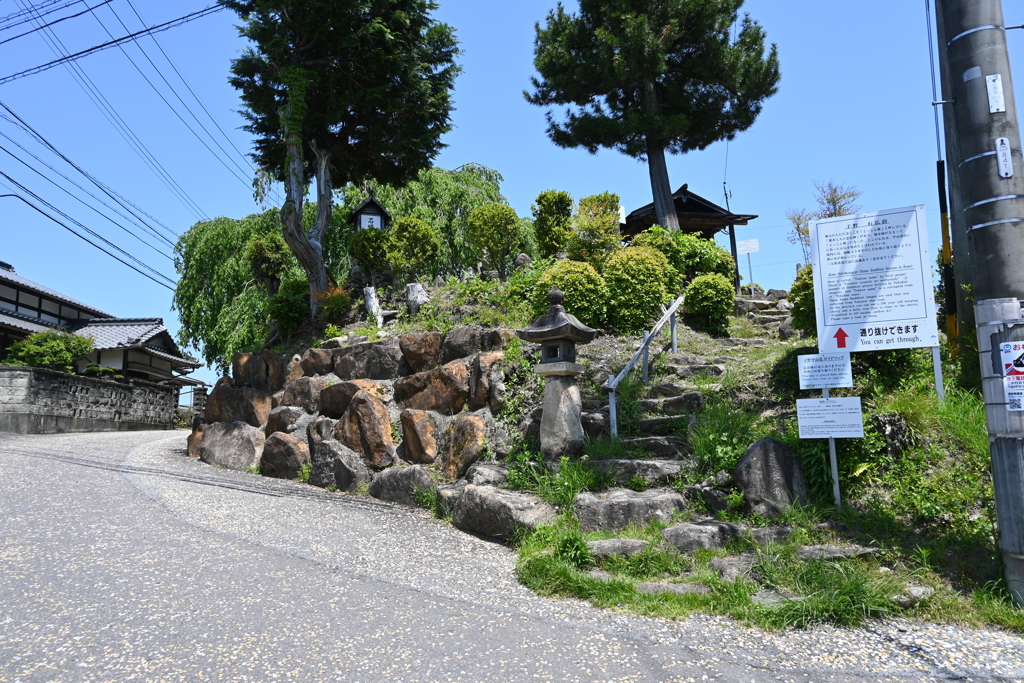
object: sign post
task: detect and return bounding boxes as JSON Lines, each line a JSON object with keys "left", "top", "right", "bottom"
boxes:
{"left": 797, "top": 352, "right": 855, "bottom": 509}
{"left": 737, "top": 238, "right": 759, "bottom": 290}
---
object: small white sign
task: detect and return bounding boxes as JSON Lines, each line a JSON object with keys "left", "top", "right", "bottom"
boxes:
{"left": 999, "top": 342, "right": 1024, "bottom": 411}
{"left": 997, "top": 138, "right": 1014, "bottom": 178}
{"left": 737, "top": 239, "right": 759, "bottom": 255}
{"left": 809, "top": 205, "right": 939, "bottom": 353}
{"left": 797, "top": 397, "right": 864, "bottom": 439}
{"left": 798, "top": 352, "right": 853, "bottom": 390}
{"left": 987, "top": 74, "right": 1006, "bottom": 113}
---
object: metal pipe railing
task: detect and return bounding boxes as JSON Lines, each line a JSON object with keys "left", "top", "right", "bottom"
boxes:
{"left": 606, "top": 293, "right": 685, "bottom": 439}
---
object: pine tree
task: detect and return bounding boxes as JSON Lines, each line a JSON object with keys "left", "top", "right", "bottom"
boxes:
{"left": 526, "top": 0, "right": 780, "bottom": 231}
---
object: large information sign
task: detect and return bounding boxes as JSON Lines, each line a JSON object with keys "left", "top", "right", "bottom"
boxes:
{"left": 810, "top": 205, "right": 939, "bottom": 353}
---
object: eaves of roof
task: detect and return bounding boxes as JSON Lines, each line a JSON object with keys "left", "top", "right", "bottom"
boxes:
{"left": 0, "top": 268, "right": 113, "bottom": 318}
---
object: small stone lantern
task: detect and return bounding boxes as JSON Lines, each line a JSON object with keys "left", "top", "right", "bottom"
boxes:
{"left": 517, "top": 287, "right": 598, "bottom": 458}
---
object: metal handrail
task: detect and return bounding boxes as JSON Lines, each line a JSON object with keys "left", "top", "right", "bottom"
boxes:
{"left": 607, "top": 293, "right": 685, "bottom": 438}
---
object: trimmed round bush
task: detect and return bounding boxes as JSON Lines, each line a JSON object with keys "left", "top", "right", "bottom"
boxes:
{"left": 3, "top": 330, "right": 93, "bottom": 373}
{"left": 389, "top": 216, "right": 440, "bottom": 281}
{"left": 603, "top": 246, "right": 674, "bottom": 333}
{"left": 349, "top": 228, "right": 394, "bottom": 285}
{"left": 789, "top": 265, "right": 816, "bottom": 337}
{"left": 683, "top": 273, "right": 735, "bottom": 337}
{"left": 467, "top": 204, "right": 526, "bottom": 281}
{"left": 532, "top": 260, "right": 608, "bottom": 328}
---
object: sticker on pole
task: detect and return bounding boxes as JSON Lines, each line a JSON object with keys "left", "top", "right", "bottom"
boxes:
{"left": 809, "top": 205, "right": 939, "bottom": 353}
{"left": 1000, "top": 342, "right": 1024, "bottom": 411}
{"left": 797, "top": 397, "right": 864, "bottom": 438}
{"left": 798, "top": 352, "right": 853, "bottom": 390}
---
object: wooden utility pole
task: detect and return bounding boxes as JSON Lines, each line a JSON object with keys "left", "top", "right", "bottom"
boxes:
{"left": 937, "top": 0, "right": 1024, "bottom": 605}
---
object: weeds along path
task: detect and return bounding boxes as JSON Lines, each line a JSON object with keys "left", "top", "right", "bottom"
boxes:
{"left": 109, "top": 431, "right": 1024, "bottom": 681}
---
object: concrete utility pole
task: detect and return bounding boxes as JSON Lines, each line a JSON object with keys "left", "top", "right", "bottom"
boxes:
{"left": 938, "top": 0, "right": 1024, "bottom": 605}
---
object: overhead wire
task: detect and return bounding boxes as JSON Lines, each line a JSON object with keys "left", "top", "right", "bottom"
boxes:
{"left": 0, "top": 99, "right": 180, "bottom": 243}
{"left": 0, "top": 0, "right": 113, "bottom": 47}
{"left": 88, "top": 2, "right": 259, "bottom": 194}
{"left": 0, "top": 0, "right": 87, "bottom": 32}
{"left": 13, "top": 0, "right": 208, "bottom": 220}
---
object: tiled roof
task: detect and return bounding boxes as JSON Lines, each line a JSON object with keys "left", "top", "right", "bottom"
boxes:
{"left": 71, "top": 318, "right": 201, "bottom": 368}
{"left": 0, "top": 266, "right": 113, "bottom": 318}
{"left": 142, "top": 343, "right": 202, "bottom": 368}
{"left": 0, "top": 310, "right": 54, "bottom": 335}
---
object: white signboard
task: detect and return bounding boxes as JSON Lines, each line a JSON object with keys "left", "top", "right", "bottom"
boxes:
{"left": 797, "top": 397, "right": 864, "bottom": 439}
{"left": 798, "top": 352, "right": 853, "bottom": 390}
{"left": 1000, "top": 342, "right": 1024, "bottom": 411}
{"left": 737, "top": 239, "right": 760, "bottom": 255}
{"left": 997, "top": 137, "right": 1014, "bottom": 178}
{"left": 810, "top": 205, "right": 939, "bottom": 353}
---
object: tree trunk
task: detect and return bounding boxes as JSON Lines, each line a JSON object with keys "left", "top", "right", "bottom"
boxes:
{"left": 277, "top": 105, "right": 331, "bottom": 318}
{"left": 643, "top": 81, "right": 680, "bottom": 232}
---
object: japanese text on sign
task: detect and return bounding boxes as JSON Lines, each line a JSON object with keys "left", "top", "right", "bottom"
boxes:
{"left": 1000, "top": 342, "right": 1024, "bottom": 412}
{"left": 797, "top": 397, "right": 865, "bottom": 439}
{"left": 798, "top": 353, "right": 853, "bottom": 390}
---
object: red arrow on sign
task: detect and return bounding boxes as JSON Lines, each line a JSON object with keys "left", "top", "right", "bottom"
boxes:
{"left": 834, "top": 328, "right": 849, "bottom": 349}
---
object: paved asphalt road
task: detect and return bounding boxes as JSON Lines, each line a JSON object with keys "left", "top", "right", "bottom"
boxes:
{"left": 0, "top": 430, "right": 1022, "bottom": 683}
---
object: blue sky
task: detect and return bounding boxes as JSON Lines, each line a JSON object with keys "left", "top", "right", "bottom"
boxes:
{"left": 1, "top": 0, "right": 1022, "bottom": 387}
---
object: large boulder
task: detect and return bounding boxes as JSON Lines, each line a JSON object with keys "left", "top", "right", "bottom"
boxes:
{"left": 335, "top": 390, "right": 396, "bottom": 468}
{"left": 199, "top": 422, "right": 265, "bottom": 472}
{"left": 274, "top": 376, "right": 326, "bottom": 414}
{"left": 368, "top": 465, "right": 434, "bottom": 507}
{"left": 265, "top": 406, "right": 315, "bottom": 436}
{"left": 399, "top": 332, "right": 442, "bottom": 373}
{"left": 468, "top": 351, "right": 504, "bottom": 411}
{"left": 334, "top": 338, "right": 407, "bottom": 380}
{"left": 308, "top": 439, "right": 370, "bottom": 492}
{"left": 662, "top": 520, "right": 743, "bottom": 552}
{"left": 574, "top": 488, "right": 687, "bottom": 532}
{"left": 319, "top": 379, "right": 393, "bottom": 419}
{"left": 452, "top": 485, "right": 557, "bottom": 540}
{"left": 733, "top": 438, "right": 808, "bottom": 518}
{"left": 260, "top": 432, "right": 310, "bottom": 480}
{"left": 400, "top": 409, "right": 440, "bottom": 464}
{"left": 204, "top": 383, "right": 272, "bottom": 427}
{"left": 392, "top": 360, "right": 470, "bottom": 415}
{"left": 232, "top": 352, "right": 269, "bottom": 392}
{"left": 589, "top": 459, "right": 683, "bottom": 487}
{"left": 483, "top": 328, "right": 516, "bottom": 352}
{"left": 442, "top": 326, "right": 484, "bottom": 363}
{"left": 300, "top": 348, "right": 336, "bottom": 377}
{"left": 441, "top": 413, "right": 487, "bottom": 479}
{"left": 464, "top": 462, "right": 508, "bottom": 487}
{"left": 262, "top": 349, "right": 291, "bottom": 391}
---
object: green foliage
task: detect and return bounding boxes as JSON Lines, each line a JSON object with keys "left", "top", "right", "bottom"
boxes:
{"left": 602, "top": 246, "right": 674, "bottom": 333}
{"left": 467, "top": 204, "right": 526, "bottom": 281}
{"left": 555, "top": 531, "right": 595, "bottom": 570}
{"left": 338, "top": 164, "right": 506, "bottom": 277}
{"left": 532, "top": 260, "right": 608, "bottom": 328}
{"left": 683, "top": 273, "right": 734, "bottom": 337}
{"left": 690, "top": 400, "right": 761, "bottom": 473}
{"left": 348, "top": 228, "right": 394, "bottom": 286}
{"left": 297, "top": 464, "right": 311, "bottom": 484}
{"left": 243, "top": 230, "right": 292, "bottom": 294}
{"left": 3, "top": 330, "right": 93, "bottom": 374}
{"left": 388, "top": 217, "right": 440, "bottom": 283}
{"left": 267, "top": 277, "right": 310, "bottom": 336}
{"left": 533, "top": 189, "right": 575, "bottom": 258}
{"left": 316, "top": 286, "right": 354, "bottom": 321}
{"left": 789, "top": 265, "right": 816, "bottom": 337}
{"left": 566, "top": 192, "right": 622, "bottom": 269}
{"left": 505, "top": 453, "right": 613, "bottom": 510}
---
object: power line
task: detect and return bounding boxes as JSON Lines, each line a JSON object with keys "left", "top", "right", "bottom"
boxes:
{"left": 0, "top": 0, "right": 86, "bottom": 32}
{"left": 0, "top": 185, "right": 175, "bottom": 290}
{"left": 14, "top": 0, "right": 208, "bottom": 220}
{"left": 89, "top": 2, "right": 259, "bottom": 194}
{"left": 0, "top": 0, "right": 113, "bottom": 47}
{"left": 0, "top": 99, "right": 180, "bottom": 244}
{"left": 0, "top": 5, "right": 225, "bottom": 85}
{"left": 0, "top": 138, "right": 174, "bottom": 260}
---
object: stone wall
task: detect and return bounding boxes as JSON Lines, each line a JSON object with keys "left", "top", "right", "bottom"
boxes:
{"left": 0, "top": 366, "right": 177, "bottom": 434}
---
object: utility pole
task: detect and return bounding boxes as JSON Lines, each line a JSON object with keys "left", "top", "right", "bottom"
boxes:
{"left": 937, "top": 0, "right": 1024, "bottom": 605}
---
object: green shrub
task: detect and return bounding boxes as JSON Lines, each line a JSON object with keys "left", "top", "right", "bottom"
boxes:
{"left": 243, "top": 230, "right": 292, "bottom": 294}
{"left": 532, "top": 260, "right": 608, "bottom": 328}
{"left": 675, "top": 233, "right": 732, "bottom": 280}
{"left": 683, "top": 273, "right": 734, "bottom": 337}
{"left": 467, "top": 204, "right": 526, "bottom": 281}
{"left": 602, "top": 246, "right": 674, "bottom": 333}
{"left": 567, "top": 192, "right": 622, "bottom": 269}
{"left": 349, "top": 228, "right": 394, "bottom": 285}
{"left": 389, "top": 216, "right": 440, "bottom": 281}
{"left": 3, "top": 330, "right": 94, "bottom": 373}
{"left": 790, "top": 265, "right": 816, "bottom": 337}
{"left": 316, "top": 285, "right": 354, "bottom": 321}
{"left": 268, "top": 277, "right": 309, "bottom": 335}
{"left": 533, "top": 189, "right": 574, "bottom": 259}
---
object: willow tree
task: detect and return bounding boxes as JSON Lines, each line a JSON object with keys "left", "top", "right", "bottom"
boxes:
{"left": 526, "top": 0, "right": 780, "bottom": 231}
{"left": 221, "top": 0, "right": 459, "bottom": 314}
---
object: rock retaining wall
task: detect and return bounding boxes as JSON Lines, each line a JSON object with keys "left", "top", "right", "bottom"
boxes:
{"left": 0, "top": 366, "right": 177, "bottom": 434}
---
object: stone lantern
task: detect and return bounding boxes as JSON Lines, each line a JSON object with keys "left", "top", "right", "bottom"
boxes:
{"left": 516, "top": 287, "right": 598, "bottom": 458}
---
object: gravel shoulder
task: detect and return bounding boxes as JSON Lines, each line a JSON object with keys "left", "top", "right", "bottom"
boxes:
{"left": 1, "top": 429, "right": 1022, "bottom": 682}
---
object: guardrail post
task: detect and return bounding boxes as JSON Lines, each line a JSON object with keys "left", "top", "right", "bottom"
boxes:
{"left": 670, "top": 311, "right": 677, "bottom": 353}
{"left": 641, "top": 332, "right": 650, "bottom": 383}
{"left": 609, "top": 389, "right": 618, "bottom": 439}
